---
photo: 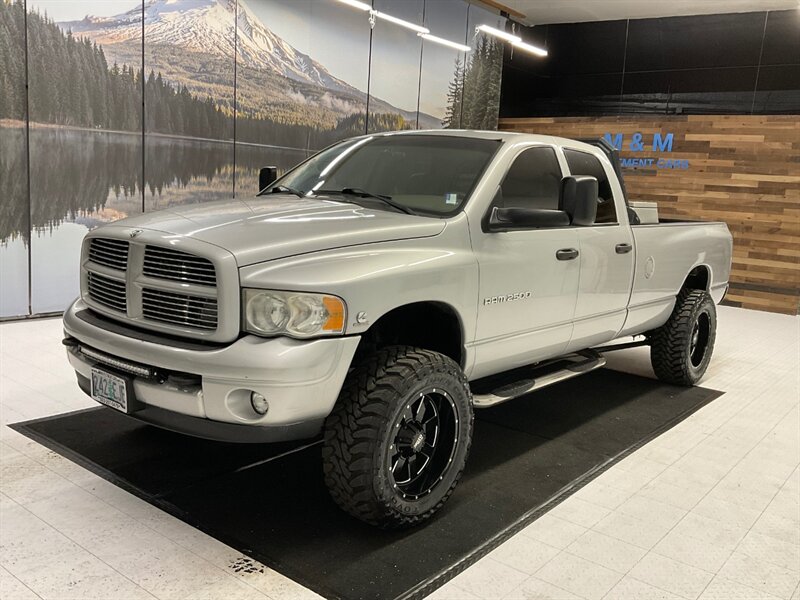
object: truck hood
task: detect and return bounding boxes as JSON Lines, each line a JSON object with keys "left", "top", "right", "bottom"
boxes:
{"left": 105, "top": 195, "right": 446, "bottom": 266}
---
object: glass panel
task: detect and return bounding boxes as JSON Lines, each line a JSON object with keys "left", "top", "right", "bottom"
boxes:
{"left": 276, "top": 134, "right": 501, "bottom": 216}
{"left": 622, "top": 67, "right": 757, "bottom": 115}
{"left": 625, "top": 13, "right": 764, "bottom": 72}
{"left": 500, "top": 147, "right": 562, "bottom": 211}
{"left": 761, "top": 9, "right": 800, "bottom": 67}
{"left": 564, "top": 149, "right": 617, "bottom": 224}
{"left": 419, "top": 0, "right": 468, "bottom": 129}
{"left": 143, "top": 0, "right": 235, "bottom": 210}
{"left": 0, "top": 0, "right": 29, "bottom": 317}
{"left": 306, "top": 0, "right": 370, "bottom": 147}
{"left": 461, "top": 4, "right": 506, "bottom": 129}
{"left": 367, "top": 0, "right": 425, "bottom": 133}
{"left": 27, "top": 0, "right": 143, "bottom": 314}
{"left": 234, "top": 0, "right": 370, "bottom": 197}
{"left": 753, "top": 65, "right": 800, "bottom": 114}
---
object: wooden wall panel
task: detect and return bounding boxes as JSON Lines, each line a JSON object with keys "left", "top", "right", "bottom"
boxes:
{"left": 499, "top": 115, "right": 800, "bottom": 315}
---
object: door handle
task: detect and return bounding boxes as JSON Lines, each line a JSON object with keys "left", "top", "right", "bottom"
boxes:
{"left": 615, "top": 243, "right": 633, "bottom": 254}
{"left": 556, "top": 248, "right": 579, "bottom": 261}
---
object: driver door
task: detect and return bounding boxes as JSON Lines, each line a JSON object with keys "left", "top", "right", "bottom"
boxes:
{"left": 470, "top": 146, "right": 579, "bottom": 380}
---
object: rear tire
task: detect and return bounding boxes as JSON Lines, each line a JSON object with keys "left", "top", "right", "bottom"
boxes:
{"left": 322, "top": 346, "right": 473, "bottom": 529}
{"left": 651, "top": 289, "right": 717, "bottom": 386}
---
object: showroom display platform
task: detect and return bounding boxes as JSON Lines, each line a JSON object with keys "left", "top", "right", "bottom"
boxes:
{"left": 11, "top": 369, "right": 721, "bottom": 600}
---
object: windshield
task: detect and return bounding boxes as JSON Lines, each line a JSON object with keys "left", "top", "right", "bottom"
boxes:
{"left": 269, "top": 135, "right": 501, "bottom": 216}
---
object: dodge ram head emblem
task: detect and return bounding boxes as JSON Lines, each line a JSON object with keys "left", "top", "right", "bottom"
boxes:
{"left": 129, "top": 229, "right": 143, "bottom": 239}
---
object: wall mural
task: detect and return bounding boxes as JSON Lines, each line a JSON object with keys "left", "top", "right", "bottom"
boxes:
{"left": 367, "top": 0, "right": 425, "bottom": 133}
{"left": 460, "top": 4, "right": 505, "bottom": 130}
{"left": 24, "top": 0, "right": 144, "bottom": 313}
{"left": 0, "top": 0, "right": 28, "bottom": 317}
{"left": 419, "top": 0, "right": 468, "bottom": 129}
{"left": 0, "top": 0, "right": 507, "bottom": 318}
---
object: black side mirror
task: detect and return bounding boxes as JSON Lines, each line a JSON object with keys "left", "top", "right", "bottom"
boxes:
{"left": 560, "top": 176, "right": 598, "bottom": 226}
{"left": 488, "top": 206, "right": 571, "bottom": 231}
{"left": 259, "top": 166, "right": 278, "bottom": 192}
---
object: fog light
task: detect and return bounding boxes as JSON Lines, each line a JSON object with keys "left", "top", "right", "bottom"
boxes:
{"left": 250, "top": 392, "right": 269, "bottom": 415}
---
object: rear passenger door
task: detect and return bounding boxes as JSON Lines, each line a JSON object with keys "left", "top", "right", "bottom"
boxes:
{"left": 562, "top": 148, "right": 635, "bottom": 351}
{"left": 471, "top": 146, "right": 580, "bottom": 379}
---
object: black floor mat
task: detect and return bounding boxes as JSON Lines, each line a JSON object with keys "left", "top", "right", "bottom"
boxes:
{"left": 12, "top": 369, "right": 722, "bottom": 600}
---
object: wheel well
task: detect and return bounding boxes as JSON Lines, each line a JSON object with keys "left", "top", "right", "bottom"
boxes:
{"left": 357, "top": 302, "right": 464, "bottom": 367}
{"left": 683, "top": 265, "right": 710, "bottom": 292}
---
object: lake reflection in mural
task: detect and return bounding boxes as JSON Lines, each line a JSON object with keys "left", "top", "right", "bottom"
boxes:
{"left": 0, "top": 126, "right": 28, "bottom": 317}
{"left": 0, "top": 125, "right": 309, "bottom": 315}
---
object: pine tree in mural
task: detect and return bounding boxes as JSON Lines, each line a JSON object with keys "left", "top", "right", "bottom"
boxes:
{"left": 442, "top": 56, "right": 464, "bottom": 129}
{"left": 0, "top": 4, "right": 228, "bottom": 137}
{"left": 443, "top": 33, "right": 503, "bottom": 130}
{"left": 0, "top": 0, "right": 26, "bottom": 121}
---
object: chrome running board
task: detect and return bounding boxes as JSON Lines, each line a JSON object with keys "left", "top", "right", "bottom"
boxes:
{"left": 471, "top": 350, "right": 606, "bottom": 408}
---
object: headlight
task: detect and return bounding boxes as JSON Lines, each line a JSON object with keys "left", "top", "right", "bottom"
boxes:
{"left": 242, "top": 289, "right": 346, "bottom": 338}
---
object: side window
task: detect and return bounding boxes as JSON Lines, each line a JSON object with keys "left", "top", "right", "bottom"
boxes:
{"left": 563, "top": 149, "right": 618, "bottom": 224}
{"left": 498, "top": 147, "right": 562, "bottom": 211}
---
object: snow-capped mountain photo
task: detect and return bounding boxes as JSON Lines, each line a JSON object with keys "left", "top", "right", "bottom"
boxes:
{"left": 63, "top": 0, "right": 354, "bottom": 93}
{"left": 59, "top": 0, "right": 439, "bottom": 130}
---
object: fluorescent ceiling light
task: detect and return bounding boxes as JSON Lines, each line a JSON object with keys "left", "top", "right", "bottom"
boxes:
{"left": 334, "top": 0, "right": 371, "bottom": 11}
{"left": 333, "top": 0, "right": 429, "bottom": 35}
{"left": 418, "top": 33, "right": 471, "bottom": 52}
{"left": 476, "top": 24, "right": 520, "bottom": 44}
{"left": 512, "top": 39, "right": 548, "bottom": 57}
{"left": 373, "top": 10, "right": 429, "bottom": 34}
{"left": 476, "top": 23, "right": 547, "bottom": 57}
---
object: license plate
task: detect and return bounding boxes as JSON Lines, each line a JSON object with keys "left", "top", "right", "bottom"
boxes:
{"left": 91, "top": 367, "right": 128, "bottom": 413}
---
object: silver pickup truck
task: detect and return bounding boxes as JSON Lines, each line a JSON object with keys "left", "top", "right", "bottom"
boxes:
{"left": 63, "top": 130, "right": 732, "bottom": 528}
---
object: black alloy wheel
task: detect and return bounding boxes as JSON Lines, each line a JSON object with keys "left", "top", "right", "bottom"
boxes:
{"left": 389, "top": 388, "right": 459, "bottom": 501}
{"left": 322, "top": 346, "right": 473, "bottom": 528}
{"left": 689, "top": 311, "right": 711, "bottom": 368}
{"left": 651, "top": 289, "right": 717, "bottom": 386}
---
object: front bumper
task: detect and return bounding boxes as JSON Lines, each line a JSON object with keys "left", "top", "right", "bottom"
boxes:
{"left": 63, "top": 299, "right": 360, "bottom": 443}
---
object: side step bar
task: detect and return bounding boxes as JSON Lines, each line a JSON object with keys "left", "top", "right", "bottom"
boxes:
{"left": 471, "top": 350, "right": 606, "bottom": 408}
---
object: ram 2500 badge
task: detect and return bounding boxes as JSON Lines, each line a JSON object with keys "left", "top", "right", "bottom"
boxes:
{"left": 63, "top": 131, "right": 733, "bottom": 528}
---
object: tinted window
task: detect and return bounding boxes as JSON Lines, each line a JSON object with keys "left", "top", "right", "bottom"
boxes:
{"left": 275, "top": 135, "right": 501, "bottom": 216}
{"left": 564, "top": 149, "right": 617, "bottom": 224}
{"left": 498, "top": 147, "right": 562, "bottom": 211}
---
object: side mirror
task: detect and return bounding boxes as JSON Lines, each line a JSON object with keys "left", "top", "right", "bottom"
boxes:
{"left": 259, "top": 166, "right": 278, "bottom": 192}
{"left": 488, "top": 206, "right": 571, "bottom": 231}
{"left": 560, "top": 176, "right": 598, "bottom": 226}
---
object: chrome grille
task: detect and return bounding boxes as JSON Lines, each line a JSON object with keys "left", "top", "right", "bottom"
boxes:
{"left": 88, "top": 238, "right": 129, "bottom": 271}
{"left": 143, "top": 245, "right": 216, "bottom": 287}
{"left": 87, "top": 272, "right": 127, "bottom": 313}
{"left": 142, "top": 288, "right": 218, "bottom": 330}
{"left": 82, "top": 233, "right": 229, "bottom": 339}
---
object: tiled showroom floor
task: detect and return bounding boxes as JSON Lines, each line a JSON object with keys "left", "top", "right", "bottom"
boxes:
{"left": 1, "top": 305, "right": 798, "bottom": 600}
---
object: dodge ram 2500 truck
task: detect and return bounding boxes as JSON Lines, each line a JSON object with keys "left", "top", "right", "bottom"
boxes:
{"left": 63, "top": 130, "right": 733, "bottom": 528}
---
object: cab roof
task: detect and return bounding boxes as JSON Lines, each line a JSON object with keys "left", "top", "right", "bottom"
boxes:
{"left": 374, "top": 128, "right": 601, "bottom": 155}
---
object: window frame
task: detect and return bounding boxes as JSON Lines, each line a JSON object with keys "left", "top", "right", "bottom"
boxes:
{"left": 483, "top": 144, "right": 569, "bottom": 231}
{"left": 561, "top": 147, "right": 621, "bottom": 227}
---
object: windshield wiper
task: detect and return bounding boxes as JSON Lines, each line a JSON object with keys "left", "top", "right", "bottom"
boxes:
{"left": 315, "top": 188, "right": 416, "bottom": 215}
{"left": 258, "top": 185, "right": 304, "bottom": 198}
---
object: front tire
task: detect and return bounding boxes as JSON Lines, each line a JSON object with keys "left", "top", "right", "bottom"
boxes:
{"left": 322, "top": 346, "right": 473, "bottom": 528}
{"left": 651, "top": 289, "right": 717, "bottom": 386}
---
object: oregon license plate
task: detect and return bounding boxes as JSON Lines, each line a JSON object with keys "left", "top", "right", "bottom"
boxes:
{"left": 90, "top": 367, "right": 128, "bottom": 413}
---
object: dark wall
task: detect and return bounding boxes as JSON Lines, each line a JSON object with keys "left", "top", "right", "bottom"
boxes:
{"left": 500, "top": 9, "right": 800, "bottom": 117}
